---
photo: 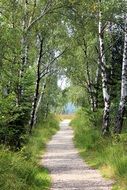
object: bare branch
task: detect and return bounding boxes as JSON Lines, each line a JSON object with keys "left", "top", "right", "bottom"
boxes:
{"left": 28, "top": 0, "right": 37, "bottom": 26}
{"left": 27, "top": 0, "right": 53, "bottom": 31}
{"left": 101, "top": 22, "right": 108, "bottom": 34}
{"left": 40, "top": 48, "right": 68, "bottom": 79}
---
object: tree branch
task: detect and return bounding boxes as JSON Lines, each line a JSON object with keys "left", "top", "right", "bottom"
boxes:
{"left": 39, "top": 48, "right": 67, "bottom": 79}
{"left": 27, "top": 0, "right": 53, "bottom": 31}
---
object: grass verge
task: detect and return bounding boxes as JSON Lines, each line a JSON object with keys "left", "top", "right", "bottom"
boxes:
{"left": 0, "top": 114, "right": 59, "bottom": 190}
{"left": 71, "top": 108, "right": 127, "bottom": 190}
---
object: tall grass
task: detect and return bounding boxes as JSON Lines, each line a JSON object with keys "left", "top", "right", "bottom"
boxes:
{"left": 0, "top": 114, "right": 59, "bottom": 190}
{"left": 71, "top": 108, "right": 127, "bottom": 190}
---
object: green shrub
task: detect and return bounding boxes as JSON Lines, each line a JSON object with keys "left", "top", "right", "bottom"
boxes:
{"left": 0, "top": 114, "right": 59, "bottom": 190}
{"left": 71, "top": 109, "right": 127, "bottom": 190}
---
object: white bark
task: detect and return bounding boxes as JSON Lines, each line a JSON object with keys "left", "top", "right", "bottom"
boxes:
{"left": 82, "top": 40, "right": 97, "bottom": 112}
{"left": 21, "top": 0, "right": 28, "bottom": 67}
{"left": 18, "top": 0, "right": 28, "bottom": 104}
{"left": 34, "top": 82, "right": 47, "bottom": 125}
{"left": 115, "top": 15, "right": 127, "bottom": 133}
{"left": 86, "top": 61, "right": 95, "bottom": 111}
{"left": 99, "top": 1, "right": 110, "bottom": 134}
{"left": 94, "top": 66, "right": 101, "bottom": 109}
{"left": 29, "top": 37, "right": 43, "bottom": 132}
{"left": 121, "top": 16, "right": 127, "bottom": 99}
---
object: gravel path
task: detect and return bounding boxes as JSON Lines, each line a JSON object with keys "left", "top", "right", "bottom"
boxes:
{"left": 43, "top": 119, "right": 113, "bottom": 190}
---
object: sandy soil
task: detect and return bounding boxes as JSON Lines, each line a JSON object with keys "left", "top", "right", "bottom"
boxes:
{"left": 42, "top": 119, "right": 113, "bottom": 190}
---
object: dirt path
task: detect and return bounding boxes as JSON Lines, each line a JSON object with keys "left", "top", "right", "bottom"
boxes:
{"left": 43, "top": 120, "right": 113, "bottom": 190}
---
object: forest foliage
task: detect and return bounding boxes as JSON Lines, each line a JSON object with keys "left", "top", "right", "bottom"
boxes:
{"left": 71, "top": 109, "right": 127, "bottom": 189}
{"left": 1, "top": 0, "right": 127, "bottom": 148}
{"left": 0, "top": 114, "right": 59, "bottom": 190}
{"left": 0, "top": 0, "right": 127, "bottom": 189}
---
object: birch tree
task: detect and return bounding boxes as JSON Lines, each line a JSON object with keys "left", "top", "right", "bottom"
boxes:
{"left": 29, "top": 35, "right": 44, "bottom": 132}
{"left": 18, "top": 0, "right": 56, "bottom": 104}
{"left": 29, "top": 30, "right": 66, "bottom": 132}
{"left": 114, "top": 14, "right": 127, "bottom": 134}
{"left": 18, "top": 0, "right": 29, "bottom": 104}
{"left": 82, "top": 42, "right": 97, "bottom": 112}
{"left": 98, "top": 0, "right": 110, "bottom": 134}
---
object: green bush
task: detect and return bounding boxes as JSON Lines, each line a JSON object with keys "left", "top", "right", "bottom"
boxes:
{"left": 71, "top": 109, "right": 127, "bottom": 190}
{"left": 0, "top": 114, "right": 59, "bottom": 190}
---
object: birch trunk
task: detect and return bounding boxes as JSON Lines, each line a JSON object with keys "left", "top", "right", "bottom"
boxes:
{"left": 94, "top": 66, "right": 101, "bottom": 109}
{"left": 29, "top": 37, "right": 43, "bottom": 133}
{"left": 86, "top": 62, "right": 95, "bottom": 112}
{"left": 85, "top": 46, "right": 96, "bottom": 112}
{"left": 87, "top": 66, "right": 100, "bottom": 112}
{"left": 29, "top": 76, "right": 40, "bottom": 132}
{"left": 34, "top": 82, "right": 47, "bottom": 125}
{"left": 18, "top": 0, "right": 28, "bottom": 104}
{"left": 114, "top": 15, "right": 127, "bottom": 134}
{"left": 99, "top": 1, "right": 110, "bottom": 134}
{"left": 87, "top": 86, "right": 95, "bottom": 112}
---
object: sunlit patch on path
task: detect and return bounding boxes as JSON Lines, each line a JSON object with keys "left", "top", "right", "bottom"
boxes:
{"left": 42, "top": 119, "right": 113, "bottom": 190}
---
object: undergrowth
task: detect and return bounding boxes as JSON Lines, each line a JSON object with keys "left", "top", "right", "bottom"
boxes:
{"left": 71, "top": 108, "right": 127, "bottom": 190}
{"left": 0, "top": 114, "right": 59, "bottom": 190}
